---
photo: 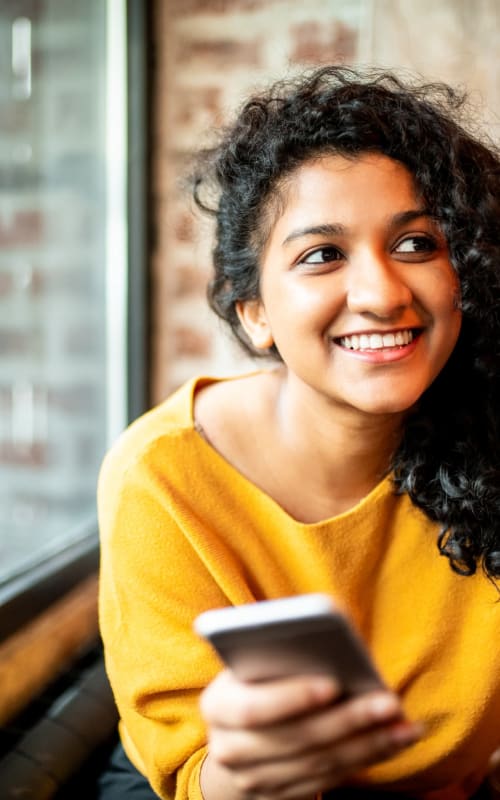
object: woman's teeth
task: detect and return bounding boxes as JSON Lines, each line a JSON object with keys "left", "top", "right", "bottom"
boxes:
{"left": 339, "top": 330, "right": 414, "bottom": 350}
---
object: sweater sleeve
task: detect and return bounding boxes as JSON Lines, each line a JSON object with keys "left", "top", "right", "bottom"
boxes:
{"left": 97, "top": 436, "right": 229, "bottom": 800}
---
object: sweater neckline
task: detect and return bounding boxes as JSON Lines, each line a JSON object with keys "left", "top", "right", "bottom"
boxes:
{"left": 183, "top": 373, "right": 396, "bottom": 530}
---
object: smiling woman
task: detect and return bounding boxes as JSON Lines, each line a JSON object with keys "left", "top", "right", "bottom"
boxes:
{"left": 98, "top": 66, "right": 500, "bottom": 800}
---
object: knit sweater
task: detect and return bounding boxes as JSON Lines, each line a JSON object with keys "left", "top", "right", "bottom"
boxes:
{"left": 98, "top": 375, "right": 500, "bottom": 800}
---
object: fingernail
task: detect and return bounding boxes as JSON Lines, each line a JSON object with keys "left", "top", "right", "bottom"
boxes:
{"left": 391, "top": 721, "right": 424, "bottom": 746}
{"left": 311, "top": 676, "right": 338, "bottom": 701}
{"left": 369, "top": 695, "right": 399, "bottom": 719}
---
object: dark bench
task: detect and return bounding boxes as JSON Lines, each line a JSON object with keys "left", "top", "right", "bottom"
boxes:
{"left": 0, "top": 643, "right": 118, "bottom": 799}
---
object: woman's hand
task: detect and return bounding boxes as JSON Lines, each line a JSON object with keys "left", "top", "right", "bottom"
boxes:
{"left": 199, "top": 669, "right": 422, "bottom": 800}
{"left": 487, "top": 747, "right": 500, "bottom": 798}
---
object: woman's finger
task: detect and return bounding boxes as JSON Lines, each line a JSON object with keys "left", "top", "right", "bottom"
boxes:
{"left": 208, "top": 688, "right": 404, "bottom": 765}
{"left": 487, "top": 747, "right": 500, "bottom": 798}
{"left": 214, "top": 719, "right": 422, "bottom": 800}
{"left": 200, "top": 669, "right": 341, "bottom": 728}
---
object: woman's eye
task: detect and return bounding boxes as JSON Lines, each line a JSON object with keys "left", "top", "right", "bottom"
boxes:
{"left": 300, "top": 246, "right": 343, "bottom": 264}
{"left": 394, "top": 235, "right": 436, "bottom": 254}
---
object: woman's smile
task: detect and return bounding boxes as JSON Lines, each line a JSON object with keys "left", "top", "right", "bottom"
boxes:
{"left": 331, "top": 327, "right": 422, "bottom": 364}
{"left": 335, "top": 328, "right": 417, "bottom": 351}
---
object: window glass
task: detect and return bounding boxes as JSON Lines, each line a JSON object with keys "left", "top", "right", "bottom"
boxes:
{"left": 0, "top": 0, "right": 126, "bottom": 584}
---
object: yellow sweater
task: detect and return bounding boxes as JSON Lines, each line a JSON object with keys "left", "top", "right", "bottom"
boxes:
{"left": 98, "top": 375, "right": 500, "bottom": 800}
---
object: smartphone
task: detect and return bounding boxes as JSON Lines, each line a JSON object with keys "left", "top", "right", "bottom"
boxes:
{"left": 194, "top": 593, "right": 386, "bottom": 697}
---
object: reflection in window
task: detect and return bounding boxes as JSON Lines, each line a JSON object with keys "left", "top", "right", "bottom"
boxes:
{"left": 0, "top": 1, "right": 127, "bottom": 583}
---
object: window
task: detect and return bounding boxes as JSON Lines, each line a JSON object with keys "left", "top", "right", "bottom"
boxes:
{"left": 0, "top": 0, "right": 148, "bottom": 638}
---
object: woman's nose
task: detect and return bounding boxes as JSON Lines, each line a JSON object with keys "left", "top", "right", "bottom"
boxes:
{"left": 346, "top": 251, "right": 413, "bottom": 318}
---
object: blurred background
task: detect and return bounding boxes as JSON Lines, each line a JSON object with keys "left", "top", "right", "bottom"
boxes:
{"left": 0, "top": 0, "right": 499, "bottom": 794}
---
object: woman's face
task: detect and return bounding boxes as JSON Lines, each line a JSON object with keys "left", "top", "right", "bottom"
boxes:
{"left": 238, "top": 153, "right": 462, "bottom": 418}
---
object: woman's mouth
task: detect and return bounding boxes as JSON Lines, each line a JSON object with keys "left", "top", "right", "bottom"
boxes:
{"left": 335, "top": 328, "right": 421, "bottom": 351}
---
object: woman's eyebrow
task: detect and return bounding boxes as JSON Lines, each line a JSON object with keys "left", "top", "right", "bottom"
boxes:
{"left": 282, "top": 223, "right": 346, "bottom": 246}
{"left": 282, "top": 209, "right": 432, "bottom": 247}
{"left": 391, "top": 208, "right": 431, "bottom": 227}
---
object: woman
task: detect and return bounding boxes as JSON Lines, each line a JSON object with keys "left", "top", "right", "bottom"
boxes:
{"left": 98, "top": 66, "right": 500, "bottom": 799}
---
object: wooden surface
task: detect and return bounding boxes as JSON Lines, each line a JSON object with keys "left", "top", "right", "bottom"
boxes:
{"left": 0, "top": 573, "right": 99, "bottom": 725}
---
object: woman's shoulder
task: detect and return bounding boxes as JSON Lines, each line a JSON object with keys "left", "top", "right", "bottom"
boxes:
{"left": 99, "top": 371, "right": 275, "bottom": 489}
{"left": 103, "top": 378, "right": 196, "bottom": 468}
{"left": 98, "top": 375, "right": 216, "bottom": 494}
{"left": 194, "top": 368, "right": 281, "bottom": 450}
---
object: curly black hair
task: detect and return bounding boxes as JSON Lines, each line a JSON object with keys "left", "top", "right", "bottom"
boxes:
{"left": 192, "top": 65, "right": 500, "bottom": 581}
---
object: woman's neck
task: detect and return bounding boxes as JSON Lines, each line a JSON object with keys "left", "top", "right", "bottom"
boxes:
{"left": 271, "top": 371, "right": 404, "bottom": 514}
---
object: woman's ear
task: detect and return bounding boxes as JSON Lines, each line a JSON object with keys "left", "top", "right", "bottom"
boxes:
{"left": 236, "top": 299, "right": 274, "bottom": 350}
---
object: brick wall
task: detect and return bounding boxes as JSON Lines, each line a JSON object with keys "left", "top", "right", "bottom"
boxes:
{"left": 151, "top": 0, "right": 500, "bottom": 403}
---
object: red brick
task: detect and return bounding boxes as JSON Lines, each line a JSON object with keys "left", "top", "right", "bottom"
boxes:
{"left": 0, "top": 442, "right": 47, "bottom": 467}
{"left": 0, "top": 210, "right": 44, "bottom": 246}
{"left": 173, "top": 87, "right": 223, "bottom": 128}
{"left": 173, "top": 211, "right": 197, "bottom": 244}
{"left": 167, "top": 0, "right": 268, "bottom": 15}
{"left": 172, "top": 264, "right": 209, "bottom": 298}
{"left": 290, "top": 20, "right": 357, "bottom": 64}
{"left": 173, "top": 325, "right": 212, "bottom": 357}
{"left": 174, "top": 37, "right": 261, "bottom": 68}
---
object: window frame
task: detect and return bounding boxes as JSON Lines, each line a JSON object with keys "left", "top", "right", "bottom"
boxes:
{"left": 0, "top": 0, "right": 150, "bottom": 644}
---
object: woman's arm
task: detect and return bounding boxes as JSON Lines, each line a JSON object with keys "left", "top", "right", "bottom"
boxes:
{"left": 98, "top": 437, "right": 233, "bottom": 800}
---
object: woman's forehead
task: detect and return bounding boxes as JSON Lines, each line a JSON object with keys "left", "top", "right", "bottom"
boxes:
{"left": 265, "top": 153, "right": 419, "bottom": 235}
